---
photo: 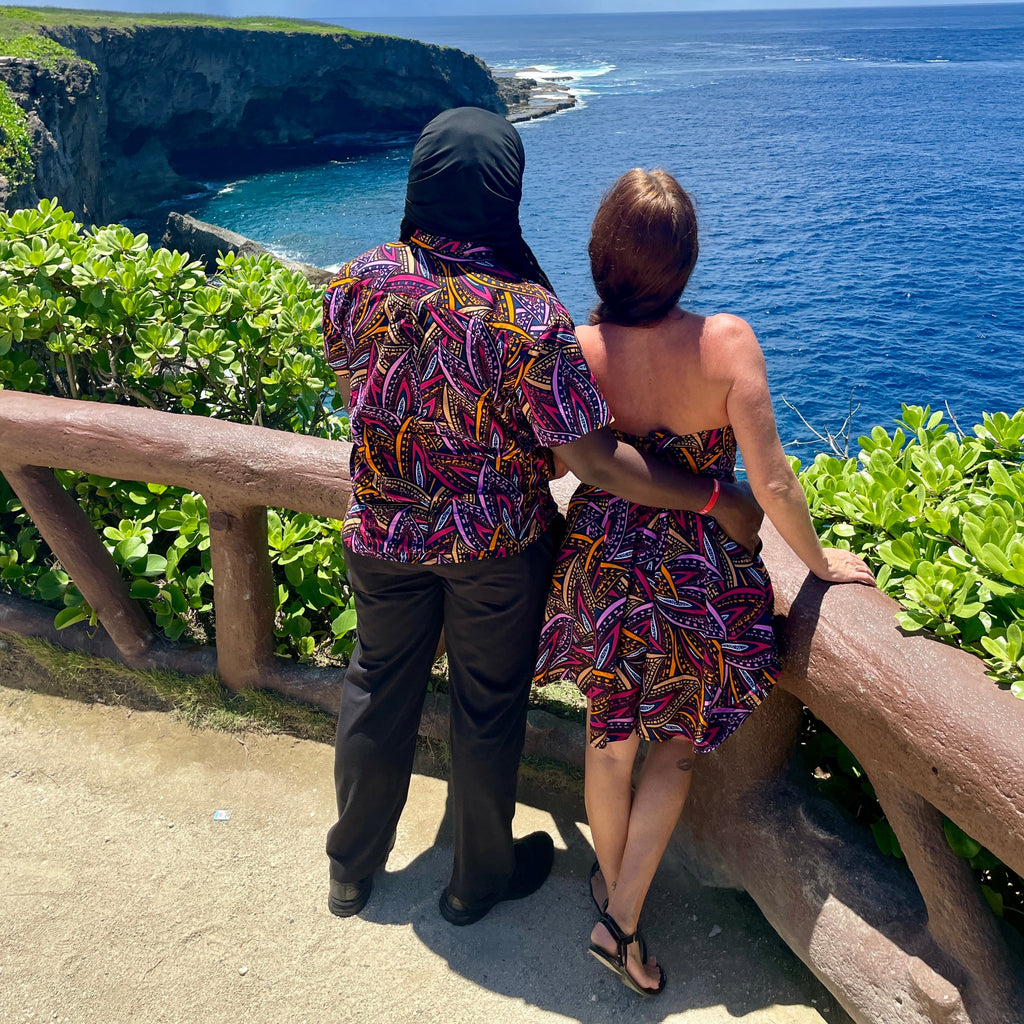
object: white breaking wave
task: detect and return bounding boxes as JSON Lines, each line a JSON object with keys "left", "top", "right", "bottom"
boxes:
{"left": 267, "top": 246, "right": 305, "bottom": 264}
{"left": 502, "top": 61, "right": 615, "bottom": 86}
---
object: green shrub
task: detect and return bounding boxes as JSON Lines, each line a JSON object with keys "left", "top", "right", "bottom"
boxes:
{"left": 797, "top": 403, "right": 1024, "bottom": 695}
{"left": 0, "top": 200, "right": 354, "bottom": 661}
{"left": 796, "top": 404, "right": 1024, "bottom": 936}
{"left": 0, "top": 82, "right": 32, "bottom": 187}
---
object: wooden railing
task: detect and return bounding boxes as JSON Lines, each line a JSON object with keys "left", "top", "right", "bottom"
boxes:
{"left": 0, "top": 391, "right": 353, "bottom": 709}
{"left": 2, "top": 390, "right": 1022, "bottom": 1024}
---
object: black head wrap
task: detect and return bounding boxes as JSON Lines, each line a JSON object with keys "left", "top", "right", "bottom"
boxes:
{"left": 400, "top": 106, "right": 554, "bottom": 292}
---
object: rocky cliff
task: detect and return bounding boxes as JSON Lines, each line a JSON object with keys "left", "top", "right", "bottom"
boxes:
{"left": 1, "top": 24, "right": 504, "bottom": 221}
{"left": 0, "top": 52, "right": 103, "bottom": 220}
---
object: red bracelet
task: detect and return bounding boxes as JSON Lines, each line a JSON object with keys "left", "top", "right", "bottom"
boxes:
{"left": 697, "top": 478, "right": 720, "bottom": 516}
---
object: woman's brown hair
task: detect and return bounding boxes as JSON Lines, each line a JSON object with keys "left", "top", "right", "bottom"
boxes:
{"left": 588, "top": 168, "right": 699, "bottom": 327}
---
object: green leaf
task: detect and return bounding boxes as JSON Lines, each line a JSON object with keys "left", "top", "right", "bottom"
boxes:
{"left": 942, "top": 819, "right": 982, "bottom": 860}
{"left": 331, "top": 607, "right": 358, "bottom": 636}
{"left": 156, "top": 508, "right": 189, "bottom": 530}
{"left": 281, "top": 612, "right": 311, "bottom": 639}
{"left": 53, "top": 606, "right": 89, "bottom": 629}
{"left": 980, "top": 543, "right": 1012, "bottom": 574}
{"left": 139, "top": 554, "right": 168, "bottom": 577}
{"left": 870, "top": 820, "right": 904, "bottom": 859}
{"left": 980, "top": 885, "right": 1004, "bottom": 917}
{"left": 35, "top": 568, "right": 69, "bottom": 601}
{"left": 115, "top": 536, "right": 148, "bottom": 564}
{"left": 163, "top": 583, "right": 188, "bottom": 615}
{"left": 129, "top": 579, "right": 161, "bottom": 600}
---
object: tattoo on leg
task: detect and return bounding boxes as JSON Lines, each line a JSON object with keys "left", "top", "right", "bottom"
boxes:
{"left": 675, "top": 757, "right": 694, "bottom": 772}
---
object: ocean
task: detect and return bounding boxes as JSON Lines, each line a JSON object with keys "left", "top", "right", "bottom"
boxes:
{"left": 179, "top": 4, "right": 1024, "bottom": 451}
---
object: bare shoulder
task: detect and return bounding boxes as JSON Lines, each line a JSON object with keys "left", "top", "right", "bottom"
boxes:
{"left": 573, "top": 323, "right": 604, "bottom": 364}
{"left": 703, "top": 312, "right": 758, "bottom": 347}
{"left": 702, "top": 312, "right": 765, "bottom": 373}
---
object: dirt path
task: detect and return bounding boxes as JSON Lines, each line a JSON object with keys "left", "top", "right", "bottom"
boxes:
{"left": 0, "top": 685, "right": 849, "bottom": 1024}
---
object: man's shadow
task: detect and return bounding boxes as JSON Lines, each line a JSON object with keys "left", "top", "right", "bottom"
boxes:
{"left": 348, "top": 744, "right": 847, "bottom": 1023}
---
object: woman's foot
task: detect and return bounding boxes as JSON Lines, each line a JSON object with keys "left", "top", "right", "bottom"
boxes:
{"left": 589, "top": 915, "right": 665, "bottom": 994}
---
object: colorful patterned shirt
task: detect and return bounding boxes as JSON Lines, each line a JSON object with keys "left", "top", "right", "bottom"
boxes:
{"left": 323, "top": 230, "right": 610, "bottom": 564}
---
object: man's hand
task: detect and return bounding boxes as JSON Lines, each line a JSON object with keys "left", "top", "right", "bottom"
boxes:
{"left": 713, "top": 480, "right": 763, "bottom": 554}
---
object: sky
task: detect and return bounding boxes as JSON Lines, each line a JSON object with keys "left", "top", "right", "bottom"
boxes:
{"left": 5, "top": 0, "right": 1021, "bottom": 17}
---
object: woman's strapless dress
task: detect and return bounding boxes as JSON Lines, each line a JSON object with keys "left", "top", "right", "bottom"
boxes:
{"left": 534, "top": 426, "right": 780, "bottom": 751}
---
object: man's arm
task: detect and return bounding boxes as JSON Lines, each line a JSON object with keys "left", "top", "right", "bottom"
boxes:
{"left": 553, "top": 427, "right": 763, "bottom": 553}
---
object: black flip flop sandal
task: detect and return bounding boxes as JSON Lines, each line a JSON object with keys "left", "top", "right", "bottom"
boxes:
{"left": 588, "top": 911, "right": 666, "bottom": 997}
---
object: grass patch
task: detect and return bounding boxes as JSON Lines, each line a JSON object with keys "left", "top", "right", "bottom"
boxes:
{"left": 429, "top": 651, "right": 586, "bottom": 723}
{"left": 0, "top": 632, "right": 336, "bottom": 742}
{"left": 0, "top": 631, "right": 586, "bottom": 794}
{"left": 0, "top": 631, "right": 584, "bottom": 741}
{"left": 0, "top": 31, "right": 86, "bottom": 66}
{"left": 531, "top": 678, "right": 586, "bottom": 721}
{"left": 0, "top": 7, "right": 380, "bottom": 42}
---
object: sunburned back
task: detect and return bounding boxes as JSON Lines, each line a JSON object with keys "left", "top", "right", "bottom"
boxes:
{"left": 576, "top": 310, "right": 736, "bottom": 437}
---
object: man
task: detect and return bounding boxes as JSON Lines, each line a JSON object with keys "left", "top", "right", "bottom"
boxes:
{"left": 323, "top": 106, "right": 760, "bottom": 926}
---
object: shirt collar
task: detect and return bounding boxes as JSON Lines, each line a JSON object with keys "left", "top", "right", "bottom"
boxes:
{"left": 408, "top": 229, "right": 499, "bottom": 263}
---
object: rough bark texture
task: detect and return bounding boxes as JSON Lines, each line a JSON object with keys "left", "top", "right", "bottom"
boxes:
{"left": 1, "top": 25, "right": 504, "bottom": 221}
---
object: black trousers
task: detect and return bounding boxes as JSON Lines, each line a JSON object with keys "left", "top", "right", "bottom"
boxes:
{"left": 325, "top": 529, "right": 555, "bottom": 904}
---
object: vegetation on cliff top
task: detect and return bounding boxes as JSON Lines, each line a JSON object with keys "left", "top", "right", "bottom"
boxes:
{"left": 0, "top": 82, "right": 31, "bottom": 185}
{"left": 0, "top": 30, "right": 83, "bottom": 65}
{"left": 0, "top": 6, "right": 375, "bottom": 41}
{"left": 0, "top": 32, "right": 94, "bottom": 187}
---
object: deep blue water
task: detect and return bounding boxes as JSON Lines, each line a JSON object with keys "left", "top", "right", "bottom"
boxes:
{"left": 181, "top": 5, "right": 1024, "bottom": 451}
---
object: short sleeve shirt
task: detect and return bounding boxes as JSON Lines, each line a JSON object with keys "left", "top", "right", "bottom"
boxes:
{"left": 323, "top": 230, "right": 610, "bottom": 564}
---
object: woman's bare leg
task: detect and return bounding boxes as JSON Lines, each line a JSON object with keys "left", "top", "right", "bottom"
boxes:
{"left": 583, "top": 717, "right": 638, "bottom": 909}
{"left": 588, "top": 734, "right": 695, "bottom": 990}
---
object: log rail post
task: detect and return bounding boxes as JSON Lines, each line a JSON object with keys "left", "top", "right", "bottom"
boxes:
{"left": 0, "top": 391, "right": 351, "bottom": 695}
{"left": 0, "top": 463, "right": 156, "bottom": 666}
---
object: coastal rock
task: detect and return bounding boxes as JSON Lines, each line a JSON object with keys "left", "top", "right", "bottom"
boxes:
{"left": 1, "top": 24, "right": 504, "bottom": 221}
{"left": 493, "top": 71, "right": 576, "bottom": 122}
{"left": 161, "top": 211, "right": 334, "bottom": 287}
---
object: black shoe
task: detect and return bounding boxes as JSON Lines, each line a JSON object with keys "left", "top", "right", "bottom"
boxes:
{"left": 327, "top": 830, "right": 397, "bottom": 919}
{"left": 439, "top": 831, "right": 555, "bottom": 926}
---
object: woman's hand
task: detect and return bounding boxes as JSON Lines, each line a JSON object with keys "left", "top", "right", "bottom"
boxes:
{"left": 550, "top": 451, "right": 571, "bottom": 480}
{"left": 813, "top": 548, "right": 877, "bottom": 585}
{"left": 714, "top": 480, "right": 764, "bottom": 554}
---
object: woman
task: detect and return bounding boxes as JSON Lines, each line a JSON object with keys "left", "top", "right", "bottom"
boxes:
{"left": 322, "top": 114, "right": 763, "bottom": 928}
{"left": 534, "top": 169, "right": 874, "bottom": 994}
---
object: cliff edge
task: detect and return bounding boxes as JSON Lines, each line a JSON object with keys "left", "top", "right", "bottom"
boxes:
{"left": 1, "top": 22, "right": 504, "bottom": 221}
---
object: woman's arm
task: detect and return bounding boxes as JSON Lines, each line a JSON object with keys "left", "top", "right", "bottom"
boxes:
{"left": 721, "top": 316, "right": 874, "bottom": 584}
{"left": 553, "top": 427, "right": 764, "bottom": 553}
